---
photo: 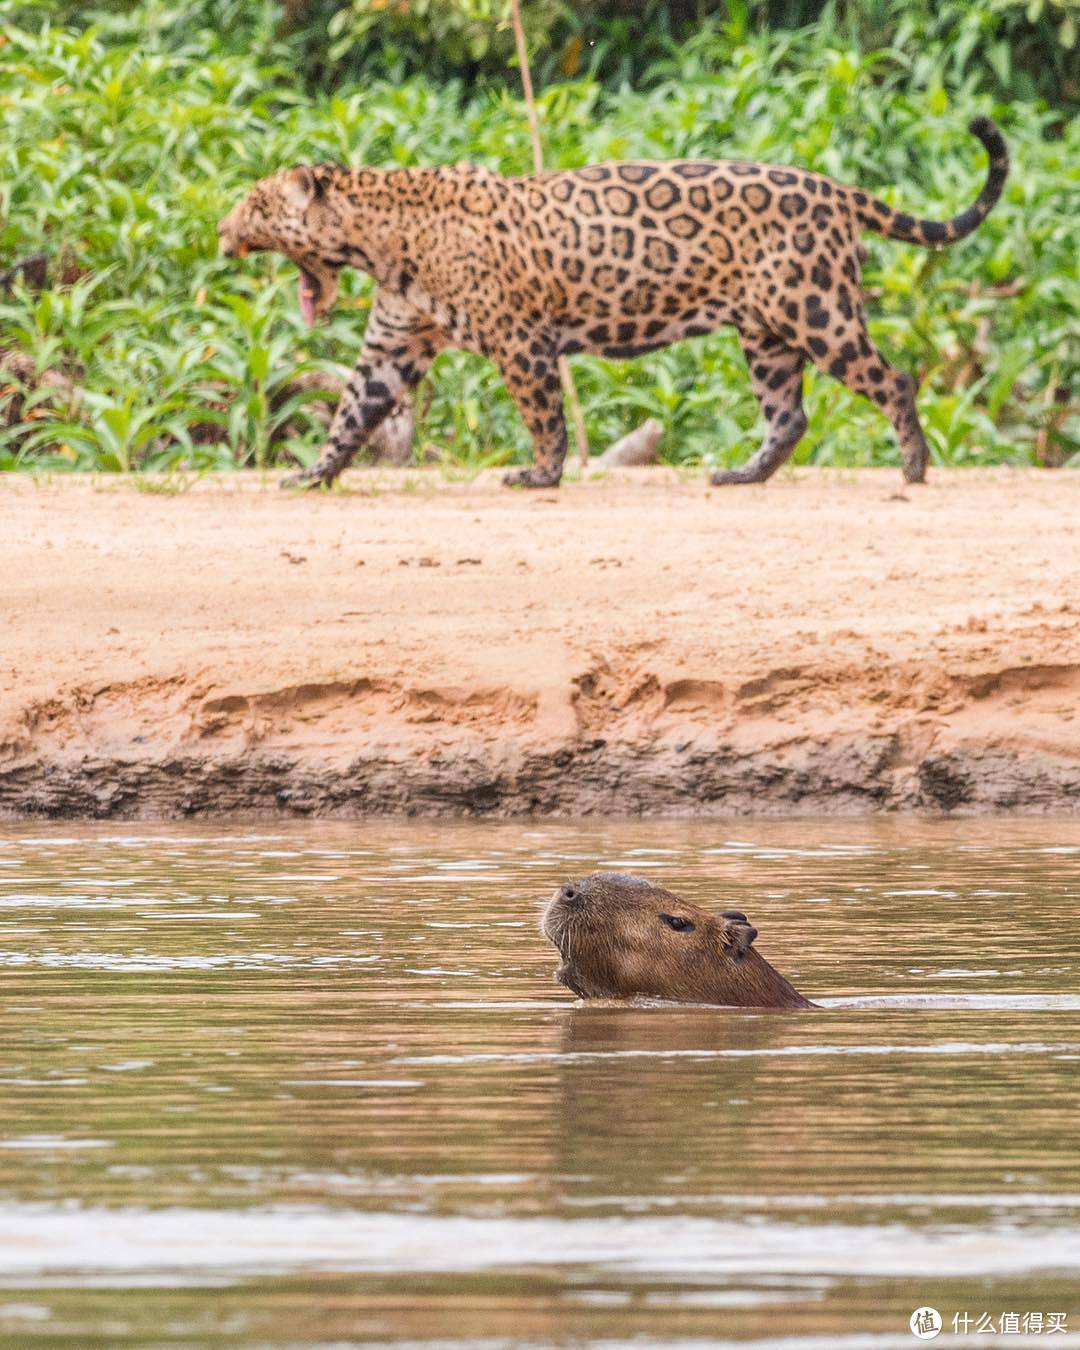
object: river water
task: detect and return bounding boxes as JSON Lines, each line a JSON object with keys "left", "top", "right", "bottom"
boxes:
{"left": 0, "top": 819, "right": 1077, "bottom": 1347}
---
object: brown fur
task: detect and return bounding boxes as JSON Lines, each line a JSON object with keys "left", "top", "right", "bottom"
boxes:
{"left": 541, "top": 871, "right": 813, "bottom": 1009}
{"left": 218, "top": 119, "right": 1007, "bottom": 490}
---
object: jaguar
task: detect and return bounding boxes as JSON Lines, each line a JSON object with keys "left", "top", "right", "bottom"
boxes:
{"left": 217, "top": 117, "right": 1007, "bottom": 488}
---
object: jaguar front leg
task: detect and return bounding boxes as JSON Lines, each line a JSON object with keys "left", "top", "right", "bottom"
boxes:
{"left": 498, "top": 335, "right": 569, "bottom": 488}
{"left": 281, "top": 293, "right": 444, "bottom": 489}
{"left": 279, "top": 357, "right": 398, "bottom": 488}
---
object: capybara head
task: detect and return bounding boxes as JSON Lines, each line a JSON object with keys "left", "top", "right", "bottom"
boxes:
{"left": 542, "top": 871, "right": 812, "bottom": 1009}
{"left": 218, "top": 165, "right": 344, "bottom": 325}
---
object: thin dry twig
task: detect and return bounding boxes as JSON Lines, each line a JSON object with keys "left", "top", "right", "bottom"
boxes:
{"left": 509, "top": 0, "right": 590, "bottom": 472}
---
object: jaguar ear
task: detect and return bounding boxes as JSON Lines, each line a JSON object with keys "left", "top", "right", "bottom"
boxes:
{"left": 284, "top": 166, "right": 317, "bottom": 209}
{"left": 719, "top": 912, "right": 758, "bottom": 963}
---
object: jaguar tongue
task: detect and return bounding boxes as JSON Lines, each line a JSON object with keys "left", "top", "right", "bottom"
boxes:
{"left": 298, "top": 270, "right": 318, "bottom": 327}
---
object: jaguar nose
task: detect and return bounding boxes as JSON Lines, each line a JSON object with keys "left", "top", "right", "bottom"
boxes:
{"left": 217, "top": 209, "right": 249, "bottom": 259}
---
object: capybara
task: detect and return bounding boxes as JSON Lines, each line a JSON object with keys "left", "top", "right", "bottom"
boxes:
{"left": 542, "top": 871, "right": 813, "bottom": 1009}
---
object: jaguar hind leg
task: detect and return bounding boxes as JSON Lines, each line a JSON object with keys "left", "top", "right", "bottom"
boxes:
{"left": 808, "top": 323, "right": 930, "bottom": 484}
{"left": 784, "top": 281, "right": 931, "bottom": 483}
{"left": 711, "top": 332, "right": 807, "bottom": 486}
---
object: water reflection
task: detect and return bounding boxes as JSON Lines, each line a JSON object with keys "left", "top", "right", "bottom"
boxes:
{"left": 0, "top": 818, "right": 1078, "bottom": 1345}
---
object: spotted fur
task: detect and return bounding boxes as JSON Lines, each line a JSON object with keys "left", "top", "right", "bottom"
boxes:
{"left": 218, "top": 118, "right": 1007, "bottom": 488}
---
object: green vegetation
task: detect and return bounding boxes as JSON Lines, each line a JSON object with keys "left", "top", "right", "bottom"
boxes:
{"left": 1, "top": 0, "right": 1077, "bottom": 475}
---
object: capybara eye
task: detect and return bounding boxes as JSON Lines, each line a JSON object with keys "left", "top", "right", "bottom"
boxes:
{"left": 721, "top": 910, "right": 749, "bottom": 923}
{"left": 660, "top": 913, "right": 695, "bottom": 933}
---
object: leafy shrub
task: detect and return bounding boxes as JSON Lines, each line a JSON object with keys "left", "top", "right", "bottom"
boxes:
{"left": 1, "top": 1, "right": 1076, "bottom": 474}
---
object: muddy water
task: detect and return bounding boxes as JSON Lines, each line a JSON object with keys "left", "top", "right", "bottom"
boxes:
{"left": 0, "top": 819, "right": 1078, "bottom": 1348}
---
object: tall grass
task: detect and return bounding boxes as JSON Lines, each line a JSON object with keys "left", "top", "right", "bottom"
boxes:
{"left": 1, "top": 2, "right": 1077, "bottom": 475}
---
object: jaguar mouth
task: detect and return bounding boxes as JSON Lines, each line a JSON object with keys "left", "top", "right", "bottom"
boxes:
{"left": 298, "top": 269, "right": 320, "bottom": 327}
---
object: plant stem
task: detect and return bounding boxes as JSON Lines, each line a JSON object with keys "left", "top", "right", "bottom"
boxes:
{"left": 509, "top": 0, "right": 590, "bottom": 473}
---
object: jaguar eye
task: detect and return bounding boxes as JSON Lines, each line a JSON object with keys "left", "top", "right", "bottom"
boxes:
{"left": 660, "top": 913, "right": 695, "bottom": 933}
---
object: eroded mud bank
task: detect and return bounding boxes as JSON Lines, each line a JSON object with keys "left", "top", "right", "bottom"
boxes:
{"left": 3, "top": 469, "right": 1078, "bottom": 817}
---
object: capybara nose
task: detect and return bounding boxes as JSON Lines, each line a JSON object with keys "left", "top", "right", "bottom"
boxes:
{"left": 721, "top": 909, "right": 749, "bottom": 923}
{"left": 560, "top": 881, "right": 584, "bottom": 904}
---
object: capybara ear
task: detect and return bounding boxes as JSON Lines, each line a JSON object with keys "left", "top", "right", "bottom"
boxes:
{"left": 720, "top": 914, "right": 758, "bottom": 963}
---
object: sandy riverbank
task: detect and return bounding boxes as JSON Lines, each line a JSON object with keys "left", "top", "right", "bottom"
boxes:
{"left": 2, "top": 466, "right": 1078, "bottom": 817}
